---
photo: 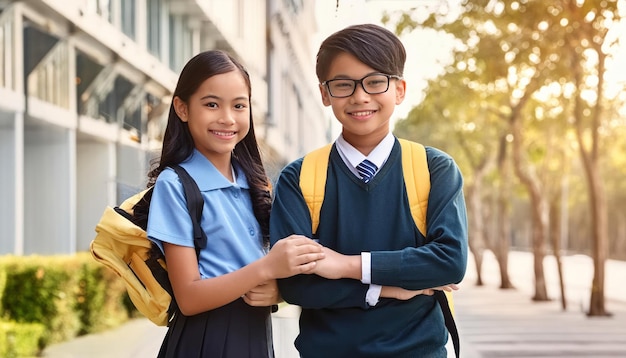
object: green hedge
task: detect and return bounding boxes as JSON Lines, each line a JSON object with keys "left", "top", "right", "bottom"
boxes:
{"left": 0, "top": 253, "right": 133, "bottom": 356}
{"left": 0, "top": 321, "right": 46, "bottom": 358}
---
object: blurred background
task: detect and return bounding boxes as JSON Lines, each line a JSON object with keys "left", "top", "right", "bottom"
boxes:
{"left": 0, "top": 0, "right": 625, "bottom": 357}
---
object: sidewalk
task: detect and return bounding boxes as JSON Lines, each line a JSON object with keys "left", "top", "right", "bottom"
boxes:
{"left": 42, "top": 251, "right": 626, "bottom": 358}
{"left": 454, "top": 251, "right": 626, "bottom": 357}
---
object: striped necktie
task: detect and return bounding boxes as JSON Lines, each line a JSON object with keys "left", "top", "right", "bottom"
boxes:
{"left": 356, "top": 159, "right": 378, "bottom": 183}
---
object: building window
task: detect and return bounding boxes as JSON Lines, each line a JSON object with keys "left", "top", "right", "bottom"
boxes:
{"left": 147, "top": 0, "right": 161, "bottom": 57}
{"left": 121, "top": 0, "right": 136, "bottom": 40}
{"left": 76, "top": 50, "right": 105, "bottom": 117}
{"left": 100, "top": 75, "right": 134, "bottom": 123}
{"left": 168, "top": 14, "right": 192, "bottom": 72}
{"left": 24, "top": 23, "right": 70, "bottom": 109}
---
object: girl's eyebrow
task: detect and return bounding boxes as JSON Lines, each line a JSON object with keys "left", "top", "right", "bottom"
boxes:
{"left": 199, "top": 94, "right": 219, "bottom": 101}
{"left": 199, "top": 94, "right": 248, "bottom": 101}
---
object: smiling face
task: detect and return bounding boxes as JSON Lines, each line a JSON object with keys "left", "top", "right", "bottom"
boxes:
{"left": 320, "top": 52, "right": 406, "bottom": 154}
{"left": 174, "top": 70, "right": 250, "bottom": 166}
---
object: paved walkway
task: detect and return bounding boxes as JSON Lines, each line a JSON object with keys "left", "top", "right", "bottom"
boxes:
{"left": 455, "top": 251, "right": 626, "bottom": 357}
{"left": 42, "top": 251, "right": 626, "bottom": 358}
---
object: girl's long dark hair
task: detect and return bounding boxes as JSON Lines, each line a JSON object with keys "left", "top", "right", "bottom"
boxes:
{"left": 147, "top": 50, "right": 271, "bottom": 244}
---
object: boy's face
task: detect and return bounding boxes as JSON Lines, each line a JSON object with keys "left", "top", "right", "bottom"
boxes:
{"left": 319, "top": 52, "right": 406, "bottom": 152}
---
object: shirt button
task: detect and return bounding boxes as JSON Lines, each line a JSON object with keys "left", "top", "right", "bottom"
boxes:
{"left": 233, "top": 191, "right": 239, "bottom": 198}
{"left": 249, "top": 228, "right": 255, "bottom": 236}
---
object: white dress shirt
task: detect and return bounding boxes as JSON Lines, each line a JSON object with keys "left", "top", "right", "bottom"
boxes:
{"left": 334, "top": 132, "right": 395, "bottom": 306}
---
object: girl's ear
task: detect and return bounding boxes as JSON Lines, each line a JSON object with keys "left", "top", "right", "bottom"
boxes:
{"left": 173, "top": 97, "right": 189, "bottom": 122}
{"left": 395, "top": 78, "right": 407, "bottom": 105}
{"left": 319, "top": 84, "right": 332, "bottom": 107}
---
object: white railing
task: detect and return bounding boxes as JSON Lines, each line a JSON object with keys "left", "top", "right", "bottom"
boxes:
{"left": 27, "top": 41, "right": 71, "bottom": 109}
{"left": 0, "top": 6, "right": 15, "bottom": 91}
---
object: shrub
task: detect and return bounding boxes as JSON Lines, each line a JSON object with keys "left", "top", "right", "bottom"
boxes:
{"left": 0, "top": 253, "right": 133, "bottom": 353}
{"left": 0, "top": 320, "right": 46, "bottom": 358}
{"left": 0, "top": 255, "right": 81, "bottom": 346}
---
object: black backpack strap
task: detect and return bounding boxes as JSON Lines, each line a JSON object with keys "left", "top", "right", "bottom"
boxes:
{"left": 435, "top": 291, "right": 460, "bottom": 358}
{"left": 170, "top": 164, "right": 208, "bottom": 257}
{"left": 164, "top": 165, "right": 207, "bottom": 326}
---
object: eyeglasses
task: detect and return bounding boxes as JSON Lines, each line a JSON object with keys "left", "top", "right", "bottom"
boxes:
{"left": 321, "top": 74, "right": 402, "bottom": 98}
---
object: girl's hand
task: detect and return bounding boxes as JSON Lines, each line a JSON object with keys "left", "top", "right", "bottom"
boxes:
{"left": 243, "top": 280, "right": 283, "bottom": 306}
{"left": 265, "top": 235, "right": 325, "bottom": 279}
{"left": 381, "top": 284, "right": 459, "bottom": 300}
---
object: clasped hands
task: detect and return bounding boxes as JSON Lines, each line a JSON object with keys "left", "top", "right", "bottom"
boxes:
{"left": 245, "top": 235, "right": 458, "bottom": 306}
{"left": 307, "top": 239, "right": 458, "bottom": 300}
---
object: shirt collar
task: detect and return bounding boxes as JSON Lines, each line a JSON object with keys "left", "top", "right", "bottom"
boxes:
{"left": 179, "top": 149, "right": 249, "bottom": 191}
{"left": 335, "top": 132, "right": 395, "bottom": 171}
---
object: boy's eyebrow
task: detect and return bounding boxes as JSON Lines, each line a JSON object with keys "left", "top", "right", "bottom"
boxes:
{"left": 327, "top": 71, "right": 385, "bottom": 80}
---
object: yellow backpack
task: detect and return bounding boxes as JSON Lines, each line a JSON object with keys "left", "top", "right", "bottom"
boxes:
{"left": 91, "top": 165, "right": 206, "bottom": 326}
{"left": 299, "top": 138, "right": 459, "bottom": 357}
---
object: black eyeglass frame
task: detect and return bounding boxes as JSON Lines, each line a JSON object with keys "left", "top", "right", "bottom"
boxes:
{"left": 321, "top": 73, "right": 403, "bottom": 98}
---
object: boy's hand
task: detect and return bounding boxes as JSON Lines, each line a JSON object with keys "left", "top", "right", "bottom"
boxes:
{"left": 312, "top": 246, "right": 361, "bottom": 280}
{"left": 381, "top": 286, "right": 426, "bottom": 300}
{"left": 243, "top": 280, "right": 283, "bottom": 306}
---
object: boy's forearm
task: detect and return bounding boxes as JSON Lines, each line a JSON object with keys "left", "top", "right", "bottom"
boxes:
{"left": 341, "top": 254, "right": 362, "bottom": 280}
{"left": 314, "top": 248, "right": 362, "bottom": 280}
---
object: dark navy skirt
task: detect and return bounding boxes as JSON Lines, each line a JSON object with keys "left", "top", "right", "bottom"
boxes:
{"left": 157, "top": 298, "right": 274, "bottom": 358}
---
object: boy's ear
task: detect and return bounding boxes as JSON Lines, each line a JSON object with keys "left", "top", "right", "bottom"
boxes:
{"left": 395, "top": 78, "right": 407, "bottom": 105}
{"left": 319, "top": 84, "right": 332, "bottom": 107}
{"left": 173, "top": 97, "right": 189, "bottom": 122}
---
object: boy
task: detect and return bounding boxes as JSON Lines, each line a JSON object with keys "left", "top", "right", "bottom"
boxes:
{"left": 269, "top": 24, "right": 468, "bottom": 357}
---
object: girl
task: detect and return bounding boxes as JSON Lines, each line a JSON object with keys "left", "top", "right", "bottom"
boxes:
{"left": 146, "top": 50, "right": 324, "bottom": 358}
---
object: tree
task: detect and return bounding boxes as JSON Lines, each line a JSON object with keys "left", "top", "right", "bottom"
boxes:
{"left": 388, "top": 0, "right": 624, "bottom": 313}
{"left": 560, "top": 0, "right": 623, "bottom": 316}
{"left": 395, "top": 69, "right": 503, "bottom": 287}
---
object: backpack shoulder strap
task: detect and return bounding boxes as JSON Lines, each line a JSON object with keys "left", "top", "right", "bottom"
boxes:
{"left": 398, "top": 138, "right": 429, "bottom": 237}
{"left": 301, "top": 139, "right": 459, "bottom": 357}
{"left": 170, "top": 164, "right": 207, "bottom": 256}
{"left": 398, "top": 140, "right": 460, "bottom": 358}
{"left": 300, "top": 143, "right": 333, "bottom": 234}
{"left": 399, "top": 139, "right": 459, "bottom": 357}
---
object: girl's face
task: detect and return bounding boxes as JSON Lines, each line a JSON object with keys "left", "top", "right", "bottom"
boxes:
{"left": 174, "top": 70, "right": 250, "bottom": 165}
{"left": 319, "top": 52, "right": 405, "bottom": 154}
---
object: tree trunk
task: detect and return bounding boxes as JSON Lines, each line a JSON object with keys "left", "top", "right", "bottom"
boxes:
{"left": 494, "top": 135, "right": 513, "bottom": 289}
{"left": 570, "top": 42, "right": 610, "bottom": 317}
{"left": 510, "top": 107, "right": 549, "bottom": 301}
{"left": 550, "top": 197, "right": 567, "bottom": 311}
{"left": 530, "top": 211, "right": 549, "bottom": 301}
{"left": 472, "top": 247, "right": 484, "bottom": 286}
{"left": 466, "top": 181, "right": 485, "bottom": 286}
{"left": 455, "top": 134, "right": 493, "bottom": 288}
{"left": 584, "top": 163, "right": 610, "bottom": 317}
{"left": 466, "top": 172, "right": 489, "bottom": 286}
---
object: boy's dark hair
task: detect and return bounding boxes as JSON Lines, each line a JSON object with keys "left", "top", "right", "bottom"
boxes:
{"left": 148, "top": 50, "right": 272, "bottom": 244}
{"left": 316, "top": 23, "right": 406, "bottom": 82}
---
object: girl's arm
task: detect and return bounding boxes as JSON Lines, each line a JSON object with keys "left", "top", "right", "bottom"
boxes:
{"left": 165, "top": 235, "right": 323, "bottom": 316}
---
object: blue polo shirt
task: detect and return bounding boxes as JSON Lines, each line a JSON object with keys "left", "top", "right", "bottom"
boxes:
{"left": 147, "top": 149, "right": 265, "bottom": 279}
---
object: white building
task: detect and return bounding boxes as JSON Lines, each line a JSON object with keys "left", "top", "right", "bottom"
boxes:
{"left": 0, "top": 0, "right": 330, "bottom": 256}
